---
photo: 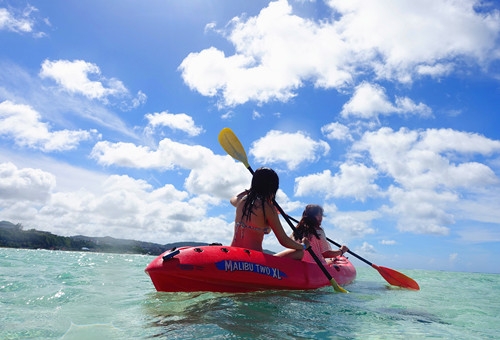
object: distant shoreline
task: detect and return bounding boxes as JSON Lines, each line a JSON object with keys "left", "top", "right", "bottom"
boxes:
{"left": 0, "top": 220, "right": 206, "bottom": 256}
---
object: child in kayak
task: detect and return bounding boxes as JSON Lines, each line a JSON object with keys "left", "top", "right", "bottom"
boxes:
{"left": 230, "top": 167, "right": 309, "bottom": 259}
{"left": 291, "top": 204, "right": 349, "bottom": 264}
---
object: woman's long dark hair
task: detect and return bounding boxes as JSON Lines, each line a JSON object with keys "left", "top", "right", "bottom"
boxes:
{"left": 242, "top": 167, "right": 279, "bottom": 222}
{"left": 293, "top": 204, "right": 324, "bottom": 240}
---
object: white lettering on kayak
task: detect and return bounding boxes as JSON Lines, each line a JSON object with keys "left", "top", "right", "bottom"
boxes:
{"left": 216, "top": 260, "right": 286, "bottom": 280}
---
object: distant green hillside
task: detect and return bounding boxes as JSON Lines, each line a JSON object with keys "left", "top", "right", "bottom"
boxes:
{"left": 0, "top": 221, "right": 207, "bottom": 255}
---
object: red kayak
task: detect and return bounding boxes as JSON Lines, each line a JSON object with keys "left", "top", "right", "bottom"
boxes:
{"left": 145, "top": 244, "right": 356, "bottom": 293}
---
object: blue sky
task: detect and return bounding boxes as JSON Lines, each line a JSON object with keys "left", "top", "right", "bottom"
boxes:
{"left": 1, "top": 0, "right": 500, "bottom": 274}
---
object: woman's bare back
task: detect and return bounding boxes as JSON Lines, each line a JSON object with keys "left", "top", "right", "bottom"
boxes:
{"left": 231, "top": 196, "right": 270, "bottom": 251}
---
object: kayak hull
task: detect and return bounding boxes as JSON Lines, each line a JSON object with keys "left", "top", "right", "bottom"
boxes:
{"left": 145, "top": 245, "right": 356, "bottom": 293}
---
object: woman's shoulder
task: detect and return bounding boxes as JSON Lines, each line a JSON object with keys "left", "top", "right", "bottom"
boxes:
{"left": 315, "top": 226, "right": 326, "bottom": 236}
{"left": 260, "top": 197, "right": 273, "bottom": 208}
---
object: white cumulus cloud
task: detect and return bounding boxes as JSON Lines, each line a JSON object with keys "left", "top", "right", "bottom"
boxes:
{"left": 179, "top": 0, "right": 500, "bottom": 107}
{"left": 0, "top": 100, "right": 96, "bottom": 152}
{"left": 0, "top": 162, "right": 55, "bottom": 203}
{"left": 341, "top": 82, "right": 432, "bottom": 120}
{"left": 250, "top": 130, "right": 330, "bottom": 170}
{"left": 145, "top": 111, "right": 203, "bottom": 137}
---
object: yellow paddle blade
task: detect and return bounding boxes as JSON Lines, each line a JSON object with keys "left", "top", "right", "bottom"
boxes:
{"left": 330, "top": 279, "right": 349, "bottom": 293}
{"left": 218, "top": 128, "right": 251, "bottom": 169}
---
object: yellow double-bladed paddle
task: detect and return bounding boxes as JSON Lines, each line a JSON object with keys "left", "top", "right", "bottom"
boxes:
{"left": 218, "top": 127, "right": 348, "bottom": 293}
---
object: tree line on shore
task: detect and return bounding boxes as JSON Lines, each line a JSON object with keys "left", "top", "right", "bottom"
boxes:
{"left": 0, "top": 221, "right": 205, "bottom": 255}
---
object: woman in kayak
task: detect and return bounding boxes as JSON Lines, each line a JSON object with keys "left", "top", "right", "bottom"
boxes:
{"left": 230, "top": 167, "right": 309, "bottom": 259}
{"left": 290, "top": 204, "right": 349, "bottom": 264}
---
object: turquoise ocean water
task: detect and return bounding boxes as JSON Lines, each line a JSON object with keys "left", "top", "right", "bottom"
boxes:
{"left": 1, "top": 247, "right": 498, "bottom": 339}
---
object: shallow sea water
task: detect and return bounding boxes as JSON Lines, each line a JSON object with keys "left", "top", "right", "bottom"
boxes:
{"left": 1, "top": 248, "right": 498, "bottom": 339}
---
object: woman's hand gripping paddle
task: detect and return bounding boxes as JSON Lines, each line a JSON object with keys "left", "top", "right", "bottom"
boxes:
{"left": 218, "top": 127, "right": 348, "bottom": 293}
{"left": 284, "top": 214, "right": 420, "bottom": 290}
